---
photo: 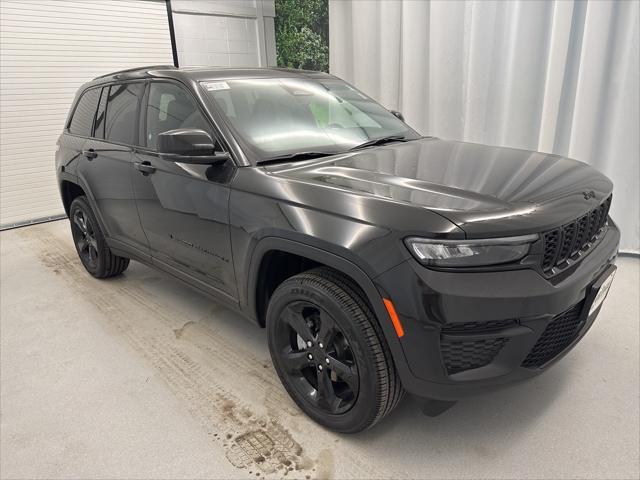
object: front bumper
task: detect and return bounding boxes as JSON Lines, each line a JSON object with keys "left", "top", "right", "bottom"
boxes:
{"left": 375, "top": 222, "right": 620, "bottom": 400}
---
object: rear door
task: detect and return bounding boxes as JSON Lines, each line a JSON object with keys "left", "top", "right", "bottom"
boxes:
{"left": 77, "top": 82, "right": 148, "bottom": 255}
{"left": 59, "top": 86, "right": 101, "bottom": 193}
{"left": 131, "top": 80, "right": 237, "bottom": 301}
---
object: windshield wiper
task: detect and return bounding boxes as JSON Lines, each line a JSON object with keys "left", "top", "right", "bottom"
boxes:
{"left": 257, "top": 135, "right": 417, "bottom": 165}
{"left": 257, "top": 151, "right": 336, "bottom": 166}
{"left": 349, "top": 135, "right": 411, "bottom": 151}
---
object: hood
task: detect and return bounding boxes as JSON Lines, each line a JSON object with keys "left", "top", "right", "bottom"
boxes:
{"left": 265, "top": 138, "right": 613, "bottom": 237}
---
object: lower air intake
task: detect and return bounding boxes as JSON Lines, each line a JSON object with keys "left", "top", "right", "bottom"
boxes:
{"left": 441, "top": 337, "right": 508, "bottom": 375}
{"left": 521, "top": 302, "right": 585, "bottom": 368}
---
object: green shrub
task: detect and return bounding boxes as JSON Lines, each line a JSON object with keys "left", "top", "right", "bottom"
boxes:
{"left": 275, "top": 0, "right": 329, "bottom": 72}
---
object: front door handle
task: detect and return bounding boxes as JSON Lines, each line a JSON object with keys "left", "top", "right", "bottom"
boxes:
{"left": 82, "top": 149, "right": 97, "bottom": 160}
{"left": 134, "top": 161, "right": 156, "bottom": 175}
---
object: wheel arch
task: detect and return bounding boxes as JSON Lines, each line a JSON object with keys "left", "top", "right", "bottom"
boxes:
{"left": 60, "top": 179, "right": 86, "bottom": 216}
{"left": 247, "top": 237, "right": 411, "bottom": 378}
{"left": 59, "top": 176, "right": 111, "bottom": 239}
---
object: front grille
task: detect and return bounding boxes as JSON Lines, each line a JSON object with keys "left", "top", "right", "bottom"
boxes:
{"left": 541, "top": 196, "right": 611, "bottom": 274}
{"left": 441, "top": 337, "right": 508, "bottom": 375}
{"left": 521, "top": 302, "right": 585, "bottom": 368}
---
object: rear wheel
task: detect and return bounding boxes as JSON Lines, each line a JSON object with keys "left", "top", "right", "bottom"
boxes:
{"left": 69, "top": 196, "right": 129, "bottom": 278}
{"left": 267, "top": 267, "right": 403, "bottom": 433}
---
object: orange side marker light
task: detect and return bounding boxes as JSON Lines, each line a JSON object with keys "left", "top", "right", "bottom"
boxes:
{"left": 383, "top": 298, "right": 405, "bottom": 338}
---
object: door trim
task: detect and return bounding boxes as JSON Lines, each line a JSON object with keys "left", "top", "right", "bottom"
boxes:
{"left": 108, "top": 236, "right": 240, "bottom": 309}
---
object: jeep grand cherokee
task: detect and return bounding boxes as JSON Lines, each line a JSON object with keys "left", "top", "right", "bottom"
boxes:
{"left": 56, "top": 66, "right": 619, "bottom": 433}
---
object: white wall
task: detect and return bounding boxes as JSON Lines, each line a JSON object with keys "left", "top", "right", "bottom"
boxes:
{"left": 171, "top": 0, "right": 276, "bottom": 68}
{"left": 330, "top": 0, "right": 639, "bottom": 253}
{"left": 0, "top": 0, "right": 173, "bottom": 229}
{"left": 0, "top": 0, "right": 276, "bottom": 229}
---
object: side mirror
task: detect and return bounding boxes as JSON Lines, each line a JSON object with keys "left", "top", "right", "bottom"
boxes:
{"left": 157, "top": 128, "right": 230, "bottom": 165}
{"left": 390, "top": 110, "right": 405, "bottom": 122}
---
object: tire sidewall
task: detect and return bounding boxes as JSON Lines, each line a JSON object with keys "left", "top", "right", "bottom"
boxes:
{"left": 69, "top": 196, "right": 105, "bottom": 277}
{"left": 267, "top": 275, "right": 381, "bottom": 433}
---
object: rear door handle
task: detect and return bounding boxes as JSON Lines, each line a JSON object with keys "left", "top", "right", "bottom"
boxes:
{"left": 134, "top": 161, "right": 156, "bottom": 175}
{"left": 82, "top": 149, "right": 97, "bottom": 160}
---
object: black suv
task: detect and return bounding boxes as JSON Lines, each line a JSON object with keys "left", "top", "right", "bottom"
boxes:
{"left": 56, "top": 66, "right": 619, "bottom": 433}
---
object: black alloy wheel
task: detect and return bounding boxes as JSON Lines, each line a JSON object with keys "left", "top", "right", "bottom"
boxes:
{"left": 274, "top": 300, "right": 359, "bottom": 414}
{"left": 69, "top": 196, "right": 130, "bottom": 278}
{"left": 72, "top": 208, "right": 99, "bottom": 269}
{"left": 267, "top": 267, "right": 404, "bottom": 433}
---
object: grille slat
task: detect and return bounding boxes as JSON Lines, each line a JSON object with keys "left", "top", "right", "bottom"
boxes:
{"left": 557, "top": 222, "right": 576, "bottom": 264}
{"left": 587, "top": 209, "right": 600, "bottom": 240}
{"left": 521, "top": 302, "right": 585, "bottom": 368}
{"left": 542, "top": 196, "right": 611, "bottom": 274}
{"left": 542, "top": 229, "right": 560, "bottom": 270}
{"left": 572, "top": 215, "right": 589, "bottom": 256}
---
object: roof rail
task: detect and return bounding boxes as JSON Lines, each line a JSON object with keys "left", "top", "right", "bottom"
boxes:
{"left": 93, "top": 65, "right": 177, "bottom": 80}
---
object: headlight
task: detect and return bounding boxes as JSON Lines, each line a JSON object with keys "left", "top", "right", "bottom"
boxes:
{"left": 405, "top": 234, "right": 539, "bottom": 267}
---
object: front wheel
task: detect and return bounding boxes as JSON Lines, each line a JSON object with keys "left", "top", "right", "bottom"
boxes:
{"left": 69, "top": 196, "right": 129, "bottom": 278}
{"left": 266, "top": 267, "right": 403, "bottom": 433}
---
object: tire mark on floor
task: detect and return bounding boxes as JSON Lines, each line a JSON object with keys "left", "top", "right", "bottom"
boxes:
{"left": 22, "top": 224, "right": 385, "bottom": 479}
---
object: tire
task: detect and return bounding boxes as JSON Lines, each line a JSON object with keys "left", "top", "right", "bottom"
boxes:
{"left": 266, "top": 267, "right": 404, "bottom": 433}
{"left": 69, "top": 196, "right": 129, "bottom": 278}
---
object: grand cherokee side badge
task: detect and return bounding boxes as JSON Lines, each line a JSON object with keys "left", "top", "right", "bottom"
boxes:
{"left": 583, "top": 190, "right": 596, "bottom": 200}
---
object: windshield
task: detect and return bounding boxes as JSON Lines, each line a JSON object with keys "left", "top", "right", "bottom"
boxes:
{"left": 201, "top": 77, "right": 420, "bottom": 162}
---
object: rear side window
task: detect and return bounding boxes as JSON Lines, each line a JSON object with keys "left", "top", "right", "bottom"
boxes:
{"left": 145, "top": 82, "right": 211, "bottom": 150}
{"left": 104, "top": 83, "right": 144, "bottom": 145}
{"left": 68, "top": 88, "right": 100, "bottom": 136}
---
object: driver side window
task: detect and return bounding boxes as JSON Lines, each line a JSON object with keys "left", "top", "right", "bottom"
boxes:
{"left": 145, "top": 82, "right": 211, "bottom": 150}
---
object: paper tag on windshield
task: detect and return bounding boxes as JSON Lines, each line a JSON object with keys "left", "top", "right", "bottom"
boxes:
{"left": 202, "top": 81, "right": 230, "bottom": 91}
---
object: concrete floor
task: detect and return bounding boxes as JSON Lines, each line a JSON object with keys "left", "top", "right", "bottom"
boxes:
{"left": 1, "top": 220, "right": 638, "bottom": 480}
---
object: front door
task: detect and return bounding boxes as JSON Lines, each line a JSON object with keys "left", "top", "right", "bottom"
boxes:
{"left": 131, "top": 81, "right": 238, "bottom": 301}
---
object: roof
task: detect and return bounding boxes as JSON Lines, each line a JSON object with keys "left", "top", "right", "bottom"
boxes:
{"left": 90, "top": 65, "right": 334, "bottom": 84}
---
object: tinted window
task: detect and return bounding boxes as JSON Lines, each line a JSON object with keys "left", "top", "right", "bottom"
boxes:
{"left": 69, "top": 88, "right": 100, "bottom": 136}
{"left": 145, "top": 82, "right": 210, "bottom": 150}
{"left": 105, "top": 83, "right": 144, "bottom": 145}
{"left": 94, "top": 87, "right": 108, "bottom": 139}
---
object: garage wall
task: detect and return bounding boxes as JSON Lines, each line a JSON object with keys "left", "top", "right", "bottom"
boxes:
{"left": 170, "top": 0, "right": 276, "bottom": 68}
{"left": 329, "top": 0, "right": 639, "bottom": 253}
{"left": 0, "top": 0, "right": 174, "bottom": 229}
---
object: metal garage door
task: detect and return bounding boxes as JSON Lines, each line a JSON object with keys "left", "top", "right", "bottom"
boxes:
{"left": 170, "top": 0, "right": 277, "bottom": 68}
{"left": 0, "top": 0, "right": 174, "bottom": 229}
